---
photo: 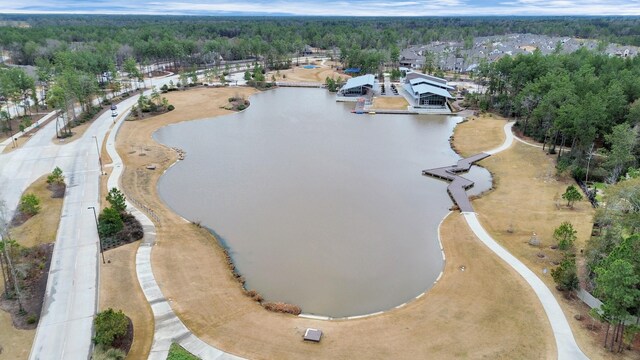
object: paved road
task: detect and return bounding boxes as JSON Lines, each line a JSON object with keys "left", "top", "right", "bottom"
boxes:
{"left": 462, "top": 122, "right": 588, "bottom": 360}
{"left": 0, "top": 75, "right": 180, "bottom": 360}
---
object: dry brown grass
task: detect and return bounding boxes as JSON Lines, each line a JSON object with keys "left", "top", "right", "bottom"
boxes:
{"left": 10, "top": 176, "right": 64, "bottom": 249}
{"left": 370, "top": 97, "right": 409, "bottom": 110}
{"left": 115, "top": 87, "right": 554, "bottom": 359}
{"left": 0, "top": 312, "right": 33, "bottom": 359}
{"left": 455, "top": 114, "right": 630, "bottom": 359}
{"left": 98, "top": 241, "right": 153, "bottom": 360}
{"left": 0, "top": 175, "right": 64, "bottom": 359}
{"left": 267, "top": 65, "right": 349, "bottom": 83}
{"left": 452, "top": 114, "right": 507, "bottom": 157}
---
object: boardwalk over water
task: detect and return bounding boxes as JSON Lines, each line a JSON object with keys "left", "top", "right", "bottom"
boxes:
{"left": 422, "top": 153, "right": 490, "bottom": 212}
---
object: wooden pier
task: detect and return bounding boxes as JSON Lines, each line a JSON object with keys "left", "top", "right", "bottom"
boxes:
{"left": 422, "top": 153, "right": 490, "bottom": 212}
{"left": 276, "top": 81, "right": 325, "bottom": 88}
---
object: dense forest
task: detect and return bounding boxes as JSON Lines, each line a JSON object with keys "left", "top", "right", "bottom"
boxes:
{"left": 470, "top": 48, "right": 639, "bottom": 183}
{"left": 470, "top": 47, "right": 640, "bottom": 351}
{"left": 2, "top": 15, "right": 640, "bottom": 68}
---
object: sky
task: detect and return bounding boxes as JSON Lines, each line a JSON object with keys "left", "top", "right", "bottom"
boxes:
{"left": 1, "top": 0, "right": 640, "bottom": 17}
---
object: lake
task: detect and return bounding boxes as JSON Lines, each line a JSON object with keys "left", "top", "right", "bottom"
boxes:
{"left": 154, "top": 88, "right": 491, "bottom": 317}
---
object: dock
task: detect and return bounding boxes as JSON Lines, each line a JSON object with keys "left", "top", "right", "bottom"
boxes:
{"left": 276, "top": 81, "right": 325, "bottom": 88}
{"left": 422, "top": 153, "right": 490, "bottom": 212}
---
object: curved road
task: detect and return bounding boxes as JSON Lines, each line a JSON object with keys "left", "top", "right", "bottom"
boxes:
{"left": 0, "top": 75, "right": 179, "bottom": 360}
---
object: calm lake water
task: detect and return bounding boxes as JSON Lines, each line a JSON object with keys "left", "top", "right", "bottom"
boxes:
{"left": 155, "top": 88, "right": 491, "bottom": 317}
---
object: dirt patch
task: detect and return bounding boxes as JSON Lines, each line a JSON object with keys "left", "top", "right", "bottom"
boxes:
{"left": 370, "top": 97, "right": 409, "bottom": 110}
{"left": 115, "top": 88, "right": 554, "bottom": 359}
{"left": 267, "top": 65, "right": 349, "bottom": 83}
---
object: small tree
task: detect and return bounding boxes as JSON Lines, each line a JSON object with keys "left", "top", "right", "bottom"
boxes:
{"left": 551, "top": 253, "right": 579, "bottom": 291}
{"left": 106, "top": 188, "right": 127, "bottom": 213}
{"left": 98, "top": 207, "right": 124, "bottom": 237}
{"left": 562, "top": 185, "right": 583, "bottom": 208}
{"left": 554, "top": 221, "right": 577, "bottom": 251}
{"left": 19, "top": 194, "right": 40, "bottom": 216}
{"left": 46, "top": 166, "right": 65, "bottom": 185}
{"left": 243, "top": 70, "right": 252, "bottom": 81}
{"left": 93, "top": 308, "right": 128, "bottom": 347}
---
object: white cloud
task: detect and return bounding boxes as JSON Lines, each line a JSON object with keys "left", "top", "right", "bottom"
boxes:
{"left": 0, "top": 0, "right": 639, "bottom": 16}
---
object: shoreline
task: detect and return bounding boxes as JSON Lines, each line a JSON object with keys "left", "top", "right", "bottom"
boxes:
{"left": 149, "top": 89, "right": 473, "bottom": 319}
{"left": 114, "top": 86, "right": 553, "bottom": 359}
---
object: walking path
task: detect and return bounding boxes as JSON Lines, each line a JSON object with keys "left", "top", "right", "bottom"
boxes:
{"left": 103, "top": 96, "right": 587, "bottom": 358}
{"left": 461, "top": 121, "right": 588, "bottom": 360}
{"left": 104, "top": 103, "right": 243, "bottom": 359}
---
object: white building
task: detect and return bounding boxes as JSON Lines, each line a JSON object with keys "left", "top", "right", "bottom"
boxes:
{"left": 402, "top": 72, "right": 454, "bottom": 110}
{"left": 338, "top": 74, "right": 379, "bottom": 97}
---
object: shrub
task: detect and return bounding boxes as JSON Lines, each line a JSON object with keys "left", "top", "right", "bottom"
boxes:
{"left": 19, "top": 193, "right": 41, "bottom": 216}
{"left": 562, "top": 185, "right": 583, "bottom": 208}
{"left": 551, "top": 254, "right": 579, "bottom": 291}
{"left": 245, "top": 289, "right": 263, "bottom": 302}
{"left": 47, "top": 167, "right": 65, "bottom": 185}
{"left": 114, "top": 213, "right": 144, "bottom": 243}
{"left": 26, "top": 314, "right": 38, "bottom": 324}
{"left": 167, "top": 104, "right": 175, "bottom": 111}
{"left": 93, "top": 308, "right": 128, "bottom": 347}
{"left": 98, "top": 207, "right": 124, "bottom": 237}
{"left": 106, "top": 188, "right": 127, "bottom": 213}
{"left": 93, "top": 345, "right": 126, "bottom": 360}
{"left": 263, "top": 302, "right": 301, "bottom": 315}
{"left": 554, "top": 221, "right": 577, "bottom": 251}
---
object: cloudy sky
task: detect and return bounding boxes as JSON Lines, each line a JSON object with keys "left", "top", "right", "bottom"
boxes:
{"left": 1, "top": 0, "right": 640, "bottom": 16}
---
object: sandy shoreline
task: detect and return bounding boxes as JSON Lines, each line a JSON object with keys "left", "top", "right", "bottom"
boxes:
{"left": 109, "top": 86, "right": 558, "bottom": 359}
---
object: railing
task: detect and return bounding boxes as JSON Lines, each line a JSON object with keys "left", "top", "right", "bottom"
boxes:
{"left": 126, "top": 193, "right": 161, "bottom": 223}
{"left": 575, "top": 178, "right": 599, "bottom": 208}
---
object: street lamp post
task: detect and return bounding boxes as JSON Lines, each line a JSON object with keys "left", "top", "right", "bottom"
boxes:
{"left": 88, "top": 206, "right": 105, "bottom": 264}
{"left": 92, "top": 135, "right": 103, "bottom": 174}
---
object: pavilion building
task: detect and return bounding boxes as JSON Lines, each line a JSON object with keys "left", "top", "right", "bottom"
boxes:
{"left": 402, "top": 72, "right": 454, "bottom": 110}
{"left": 337, "top": 74, "right": 378, "bottom": 97}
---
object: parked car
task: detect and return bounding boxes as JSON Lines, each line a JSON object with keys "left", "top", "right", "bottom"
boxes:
{"left": 110, "top": 104, "right": 117, "bottom": 111}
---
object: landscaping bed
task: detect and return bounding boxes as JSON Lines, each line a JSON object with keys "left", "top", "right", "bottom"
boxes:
{"left": 0, "top": 243, "right": 53, "bottom": 329}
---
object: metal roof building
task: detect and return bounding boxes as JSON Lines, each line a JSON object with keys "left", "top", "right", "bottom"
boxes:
{"left": 403, "top": 72, "right": 453, "bottom": 110}
{"left": 338, "top": 74, "right": 378, "bottom": 97}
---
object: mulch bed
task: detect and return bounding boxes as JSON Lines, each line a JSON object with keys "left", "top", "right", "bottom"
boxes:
{"left": 101, "top": 213, "right": 144, "bottom": 251}
{"left": 0, "top": 243, "right": 53, "bottom": 329}
{"left": 47, "top": 183, "right": 66, "bottom": 199}
{"left": 112, "top": 316, "right": 134, "bottom": 355}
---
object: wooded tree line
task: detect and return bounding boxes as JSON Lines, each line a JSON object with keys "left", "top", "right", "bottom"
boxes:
{"left": 2, "top": 15, "right": 640, "bottom": 69}
{"left": 472, "top": 48, "right": 640, "bottom": 184}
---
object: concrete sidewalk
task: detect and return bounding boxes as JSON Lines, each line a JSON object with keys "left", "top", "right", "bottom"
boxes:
{"left": 104, "top": 92, "right": 244, "bottom": 360}
{"left": 462, "top": 122, "right": 588, "bottom": 360}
